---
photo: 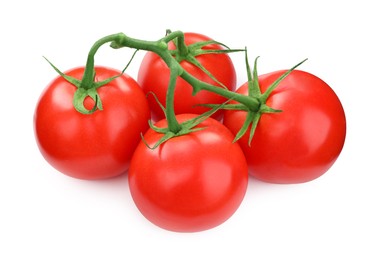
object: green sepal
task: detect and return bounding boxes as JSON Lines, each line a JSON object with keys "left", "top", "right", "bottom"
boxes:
{"left": 43, "top": 57, "right": 81, "bottom": 87}
{"left": 141, "top": 131, "right": 176, "bottom": 150}
{"left": 188, "top": 40, "right": 245, "bottom": 55}
{"left": 146, "top": 91, "right": 167, "bottom": 118}
{"left": 147, "top": 120, "right": 167, "bottom": 134}
{"left": 248, "top": 112, "right": 262, "bottom": 146}
{"left": 185, "top": 54, "right": 228, "bottom": 91}
{"left": 188, "top": 40, "right": 230, "bottom": 51}
{"left": 181, "top": 99, "right": 229, "bottom": 129}
{"left": 92, "top": 49, "right": 138, "bottom": 90}
{"left": 233, "top": 111, "right": 254, "bottom": 143}
{"left": 73, "top": 88, "right": 103, "bottom": 114}
{"left": 260, "top": 58, "right": 308, "bottom": 103}
{"left": 232, "top": 111, "right": 262, "bottom": 147}
{"left": 259, "top": 104, "right": 282, "bottom": 114}
{"left": 250, "top": 55, "right": 262, "bottom": 97}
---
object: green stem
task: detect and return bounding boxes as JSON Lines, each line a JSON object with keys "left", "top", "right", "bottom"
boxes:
{"left": 80, "top": 34, "right": 123, "bottom": 89}
{"left": 109, "top": 31, "right": 261, "bottom": 116}
{"left": 163, "top": 33, "right": 259, "bottom": 111}
{"left": 161, "top": 31, "right": 189, "bottom": 57}
{"left": 180, "top": 71, "right": 260, "bottom": 111}
{"left": 119, "top": 32, "right": 260, "bottom": 110}
{"left": 166, "top": 65, "right": 183, "bottom": 133}
{"left": 173, "top": 32, "right": 188, "bottom": 57}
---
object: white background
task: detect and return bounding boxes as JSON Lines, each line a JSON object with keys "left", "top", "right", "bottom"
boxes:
{"left": 1, "top": 0, "right": 378, "bottom": 259}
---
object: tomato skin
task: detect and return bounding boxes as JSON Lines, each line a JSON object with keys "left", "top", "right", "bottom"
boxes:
{"left": 34, "top": 66, "right": 150, "bottom": 180}
{"left": 223, "top": 70, "right": 346, "bottom": 184}
{"left": 128, "top": 114, "right": 248, "bottom": 232}
{"left": 137, "top": 32, "right": 236, "bottom": 121}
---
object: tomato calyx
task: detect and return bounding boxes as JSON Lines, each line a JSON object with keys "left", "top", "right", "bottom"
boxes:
{"left": 237, "top": 55, "right": 308, "bottom": 145}
{"left": 208, "top": 52, "right": 308, "bottom": 146}
{"left": 45, "top": 33, "right": 135, "bottom": 115}
{"left": 167, "top": 30, "right": 244, "bottom": 89}
{"left": 142, "top": 101, "right": 225, "bottom": 149}
{"left": 143, "top": 86, "right": 227, "bottom": 149}
{"left": 44, "top": 57, "right": 118, "bottom": 114}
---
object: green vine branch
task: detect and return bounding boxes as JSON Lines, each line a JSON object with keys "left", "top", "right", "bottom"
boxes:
{"left": 45, "top": 30, "right": 306, "bottom": 148}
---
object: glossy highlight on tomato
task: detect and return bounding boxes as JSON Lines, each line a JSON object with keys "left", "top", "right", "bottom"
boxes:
{"left": 223, "top": 70, "right": 346, "bottom": 184}
{"left": 138, "top": 32, "right": 237, "bottom": 121}
{"left": 34, "top": 66, "right": 150, "bottom": 180}
{"left": 128, "top": 114, "right": 248, "bottom": 232}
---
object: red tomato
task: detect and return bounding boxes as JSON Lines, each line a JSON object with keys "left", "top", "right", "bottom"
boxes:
{"left": 223, "top": 70, "right": 346, "bottom": 184}
{"left": 34, "top": 66, "right": 150, "bottom": 180}
{"left": 128, "top": 114, "right": 248, "bottom": 232}
{"left": 137, "top": 32, "right": 236, "bottom": 121}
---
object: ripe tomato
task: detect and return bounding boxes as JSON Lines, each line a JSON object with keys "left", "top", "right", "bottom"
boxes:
{"left": 223, "top": 70, "right": 346, "bottom": 184}
{"left": 34, "top": 66, "right": 150, "bottom": 180}
{"left": 137, "top": 32, "right": 236, "bottom": 121}
{"left": 128, "top": 114, "right": 248, "bottom": 232}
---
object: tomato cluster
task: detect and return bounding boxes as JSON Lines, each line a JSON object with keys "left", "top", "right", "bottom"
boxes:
{"left": 34, "top": 31, "right": 346, "bottom": 232}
